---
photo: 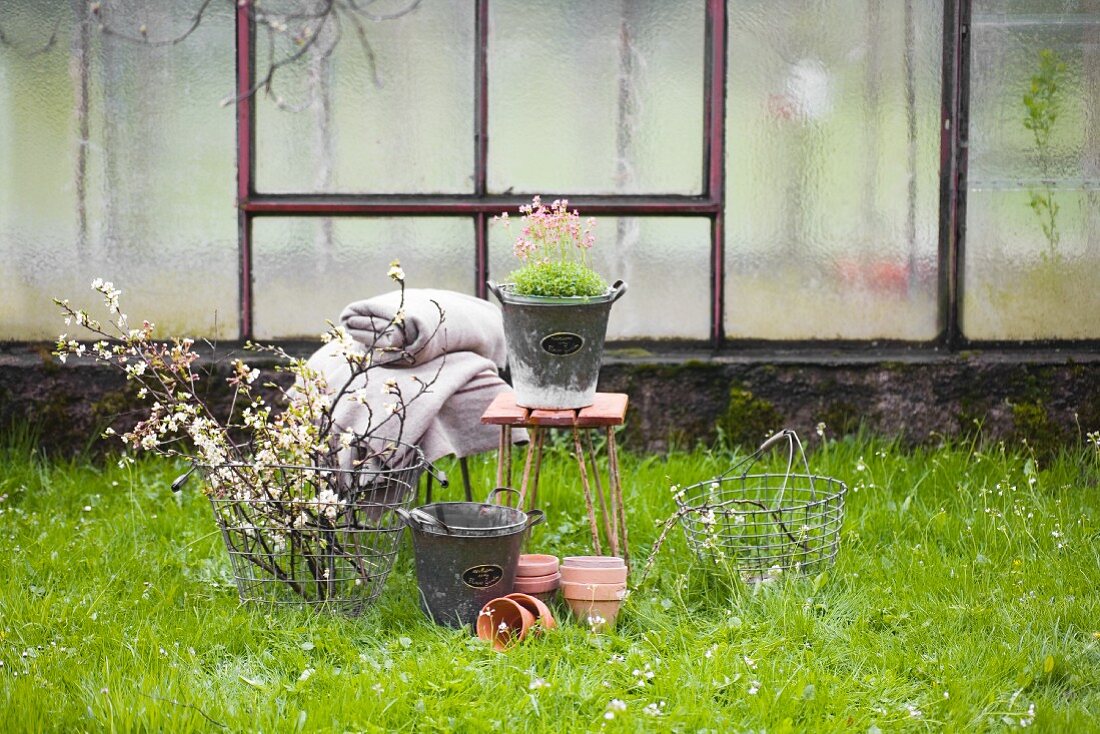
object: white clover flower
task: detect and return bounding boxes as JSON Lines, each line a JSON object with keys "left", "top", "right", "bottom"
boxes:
{"left": 643, "top": 701, "right": 665, "bottom": 717}
{"left": 528, "top": 677, "right": 549, "bottom": 690}
{"left": 747, "top": 680, "right": 760, "bottom": 695}
{"left": 604, "top": 699, "right": 626, "bottom": 719}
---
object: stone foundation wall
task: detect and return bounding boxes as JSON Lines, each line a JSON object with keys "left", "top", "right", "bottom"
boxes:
{"left": 2, "top": 345, "right": 1098, "bottom": 456}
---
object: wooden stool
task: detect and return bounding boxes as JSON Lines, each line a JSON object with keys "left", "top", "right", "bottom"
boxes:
{"left": 481, "top": 392, "right": 629, "bottom": 562}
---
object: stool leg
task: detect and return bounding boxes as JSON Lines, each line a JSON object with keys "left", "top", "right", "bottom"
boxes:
{"left": 528, "top": 428, "right": 546, "bottom": 511}
{"left": 460, "top": 456, "right": 472, "bottom": 502}
{"left": 518, "top": 426, "right": 539, "bottom": 508}
{"left": 586, "top": 431, "right": 618, "bottom": 557}
{"left": 496, "top": 427, "right": 507, "bottom": 489}
{"left": 503, "top": 425, "right": 513, "bottom": 490}
{"left": 607, "top": 426, "right": 629, "bottom": 564}
{"left": 573, "top": 426, "right": 603, "bottom": 555}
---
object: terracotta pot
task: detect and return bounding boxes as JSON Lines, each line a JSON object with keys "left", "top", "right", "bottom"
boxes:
{"left": 562, "top": 555, "right": 625, "bottom": 569}
{"left": 560, "top": 565, "right": 628, "bottom": 585}
{"left": 517, "top": 554, "right": 560, "bottom": 577}
{"left": 476, "top": 597, "right": 536, "bottom": 651}
{"left": 512, "top": 571, "right": 560, "bottom": 595}
{"left": 559, "top": 581, "right": 627, "bottom": 601}
{"left": 563, "top": 597, "right": 623, "bottom": 632}
{"left": 504, "top": 592, "right": 556, "bottom": 630}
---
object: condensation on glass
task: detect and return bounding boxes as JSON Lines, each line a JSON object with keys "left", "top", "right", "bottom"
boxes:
{"left": 489, "top": 216, "right": 711, "bottom": 341}
{"left": 254, "top": 2, "right": 475, "bottom": 194}
{"left": 251, "top": 218, "right": 474, "bottom": 339}
{"left": 963, "top": 1, "right": 1100, "bottom": 339}
{"left": 0, "top": 1, "right": 238, "bottom": 340}
{"left": 488, "top": 0, "right": 706, "bottom": 195}
{"left": 723, "top": 0, "right": 944, "bottom": 340}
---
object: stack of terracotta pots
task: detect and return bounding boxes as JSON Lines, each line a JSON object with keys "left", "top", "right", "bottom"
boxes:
{"left": 513, "top": 554, "right": 560, "bottom": 603}
{"left": 559, "top": 556, "right": 628, "bottom": 632}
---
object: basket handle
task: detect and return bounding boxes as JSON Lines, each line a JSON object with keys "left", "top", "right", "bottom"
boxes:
{"left": 716, "top": 429, "right": 819, "bottom": 506}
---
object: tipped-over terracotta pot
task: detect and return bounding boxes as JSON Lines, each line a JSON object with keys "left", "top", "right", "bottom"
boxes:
{"left": 504, "top": 592, "right": 556, "bottom": 630}
{"left": 476, "top": 597, "right": 536, "bottom": 651}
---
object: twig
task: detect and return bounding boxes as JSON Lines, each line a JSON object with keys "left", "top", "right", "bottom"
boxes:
{"left": 137, "top": 691, "right": 227, "bottom": 729}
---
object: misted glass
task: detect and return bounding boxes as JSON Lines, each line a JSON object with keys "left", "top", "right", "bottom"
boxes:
{"left": 488, "top": 0, "right": 706, "bottom": 195}
{"left": 252, "top": 218, "right": 474, "bottom": 339}
{"left": 254, "top": 1, "right": 475, "bottom": 194}
{"left": 0, "top": 0, "right": 238, "bottom": 340}
{"left": 724, "top": 0, "right": 944, "bottom": 340}
{"left": 963, "top": 1, "right": 1100, "bottom": 339}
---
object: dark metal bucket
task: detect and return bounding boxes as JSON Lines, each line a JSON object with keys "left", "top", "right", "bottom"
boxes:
{"left": 488, "top": 280, "right": 627, "bottom": 410}
{"left": 396, "top": 488, "right": 545, "bottom": 628}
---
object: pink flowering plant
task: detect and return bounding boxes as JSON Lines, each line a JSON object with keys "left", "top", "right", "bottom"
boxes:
{"left": 53, "top": 265, "right": 439, "bottom": 607}
{"left": 495, "top": 196, "right": 607, "bottom": 298}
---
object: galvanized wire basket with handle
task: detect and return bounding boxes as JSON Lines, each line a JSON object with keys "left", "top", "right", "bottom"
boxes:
{"left": 674, "top": 430, "right": 846, "bottom": 582}
{"left": 182, "top": 442, "right": 433, "bottom": 616}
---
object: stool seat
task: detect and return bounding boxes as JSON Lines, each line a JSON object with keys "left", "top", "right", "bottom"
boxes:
{"left": 480, "top": 392, "right": 628, "bottom": 427}
{"left": 481, "top": 392, "right": 630, "bottom": 562}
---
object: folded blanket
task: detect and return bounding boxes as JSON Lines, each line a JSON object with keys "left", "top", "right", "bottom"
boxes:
{"left": 305, "top": 289, "right": 525, "bottom": 464}
{"left": 339, "top": 289, "right": 508, "bottom": 369}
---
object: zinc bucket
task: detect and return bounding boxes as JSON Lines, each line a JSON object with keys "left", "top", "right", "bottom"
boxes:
{"left": 396, "top": 489, "right": 545, "bottom": 628}
{"left": 488, "top": 281, "right": 627, "bottom": 410}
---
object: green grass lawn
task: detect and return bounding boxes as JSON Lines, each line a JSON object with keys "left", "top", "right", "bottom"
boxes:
{"left": 1, "top": 431, "right": 1098, "bottom": 733}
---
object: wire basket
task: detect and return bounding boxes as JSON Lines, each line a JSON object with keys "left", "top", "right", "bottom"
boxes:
{"left": 196, "top": 443, "right": 428, "bottom": 616}
{"left": 675, "top": 430, "right": 846, "bottom": 582}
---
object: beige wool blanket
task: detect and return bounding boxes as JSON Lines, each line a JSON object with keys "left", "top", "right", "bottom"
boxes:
{"left": 306, "top": 289, "right": 525, "bottom": 464}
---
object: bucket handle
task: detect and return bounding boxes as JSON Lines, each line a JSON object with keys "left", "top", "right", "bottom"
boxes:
{"left": 486, "top": 280, "right": 504, "bottom": 304}
{"left": 486, "top": 486, "right": 520, "bottom": 506}
{"left": 394, "top": 506, "right": 454, "bottom": 535}
{"left": 488, "top": 488, "right": 544, "bottom": 529}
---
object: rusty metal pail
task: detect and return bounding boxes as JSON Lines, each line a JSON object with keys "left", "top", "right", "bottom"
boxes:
{"left": 396, "top": 488, "right": 545, "bottom": 629}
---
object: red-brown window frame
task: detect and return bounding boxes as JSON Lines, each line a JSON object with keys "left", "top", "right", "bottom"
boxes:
{"left": 235, "top": 0, "right": 728, "bottom": 345}
{"left": 236, "top": 1, "right": 1094, "bottom": 352}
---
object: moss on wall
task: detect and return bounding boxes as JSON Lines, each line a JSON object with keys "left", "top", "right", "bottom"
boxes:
{"left": 719, "top": 385, "right": 783, "bottom": 450}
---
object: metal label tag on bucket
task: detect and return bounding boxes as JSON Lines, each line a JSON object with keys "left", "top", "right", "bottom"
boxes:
{"left": 462, "top": 564, "right": 504, "bottom": 589}
{"left": 541, "top": 332, "right": 584, "bottom": 356}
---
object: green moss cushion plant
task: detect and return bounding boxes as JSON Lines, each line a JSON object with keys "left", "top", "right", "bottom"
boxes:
{"left": 509, "top": 260, "right": 607, "bottom": 298}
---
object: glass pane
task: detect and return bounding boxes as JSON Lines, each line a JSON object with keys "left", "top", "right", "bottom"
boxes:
{"left": 723, "top": 0, "right": 944, "bottom": 340}
{"left": 255, "top": 2, "right": 475, "bottom": 194}
{"left": 0, "top": 1, "right": 237, "bottom": 340}
{"left": 963, "top": 2, "right": 1100, "bottom": 339}
{"left": 488, "top": 0, "right": 705, "bottom": 195}
{"left": 489, "top": 215, "right": 710, "bottom": 341}
{"left": 252, "top": 218, "right": 474, "bottom": 339}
